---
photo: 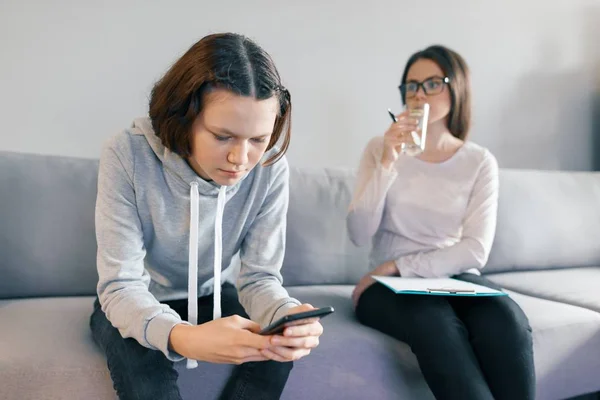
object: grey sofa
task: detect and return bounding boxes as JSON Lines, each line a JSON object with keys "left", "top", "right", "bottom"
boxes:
{"left": 1, "top": 150, "right": 599, "bottom": 400}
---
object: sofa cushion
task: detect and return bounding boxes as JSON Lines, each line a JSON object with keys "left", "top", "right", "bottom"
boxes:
{"left": 0, "top": 294, "right": 433, "bottom": 400}
{"left": 288, "top": 286, "right": 600, "bottom": 400}
{"left": 0, "top": 297, "right": 115, "bottom": 400}
{"left": 285, "top": 286, "right": 435, "bottom": 399}
{"left": 485, "top": 169, "right": 600, "bottom": 274}
{"left": 505, "top": 293, "right": 600, "bottom": 400}
{"left": 0, "top": 152, "right": 99, "bottom": 299}
{"left": 487, "top": 267, "right": 600, "bottom": 313}
{"left": 3, "top": 288, "right": 600, "bottom": 400}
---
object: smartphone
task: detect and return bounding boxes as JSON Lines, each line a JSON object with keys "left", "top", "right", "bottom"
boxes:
{"left": 259, "top": 306, "right": 334, "bottom": 335}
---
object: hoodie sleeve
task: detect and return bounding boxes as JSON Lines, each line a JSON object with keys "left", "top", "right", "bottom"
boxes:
{"left": 394, "top": 151, "right": 499, "bottom": 278}
{"left": 95, "top": 132, "right": 189, "bottom": 361}
{"left": 236, "top": 156, "right": 301, "bottom": 327}
{"left": 346, "top": 137, "right": 398, "bottom": 247}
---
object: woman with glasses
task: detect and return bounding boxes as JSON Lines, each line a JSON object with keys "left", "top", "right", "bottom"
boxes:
{"left": 346, "top": 45, "right": 535, "bottom": 400}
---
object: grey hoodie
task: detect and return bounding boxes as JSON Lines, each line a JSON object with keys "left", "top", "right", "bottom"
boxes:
{"left": 95, "top": 117, "right": 300, "bottom": 365}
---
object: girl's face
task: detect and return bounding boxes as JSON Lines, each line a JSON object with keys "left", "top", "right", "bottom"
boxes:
{"left": 404, "top": 59, "right": 451, "bottom": 127}
{"left": 188, "top": 89, "right": 279, "bottom": 186}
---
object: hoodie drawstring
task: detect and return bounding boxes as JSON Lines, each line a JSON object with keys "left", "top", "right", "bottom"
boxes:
{"left": 187, "top": 182, "right": 199, "bottom": 369}
{"left": 186, "top": 183, "right": 227, "bottom": 369}
{"left": 213, "top": 185, "right": 227, "bottom": 321}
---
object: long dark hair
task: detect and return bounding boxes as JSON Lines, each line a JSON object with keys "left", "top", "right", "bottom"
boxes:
{"left": 400, "top": 45, "right": 471, "bottom": 140}
{"left": 149, "top": 32, "right": 291, "bottom": 165}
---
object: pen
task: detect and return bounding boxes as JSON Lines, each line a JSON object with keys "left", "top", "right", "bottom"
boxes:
{"left": 427, "top": 288, "right": 476, "bottom": 294}
{"left": 387, "top": 108, "right": 397, "bottom": 123}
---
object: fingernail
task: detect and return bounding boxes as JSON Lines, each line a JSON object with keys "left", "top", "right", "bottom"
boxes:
{"left": 272, "top": 337, "right": 281, "bottom": 345}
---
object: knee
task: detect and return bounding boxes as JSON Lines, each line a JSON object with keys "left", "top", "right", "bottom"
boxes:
{"left": 114, "top": 375, "right": 179, "bottom": 400}
{"left": 355, "top": 283, "right": 390, "bottom": 323}
{"left": 282, "top": 360, "right": 294, "bottom": 375}
{"left": 89, "top": 303, "right": 116, "bottom": 349}
{"left": 480, "top": 300, "right": 533, "bottom": 347}
{"left": 108, "top": 349, "right": 179, "bottom": 400}
{"left": 243, "top": 359, "right": 293, "bottom": 387}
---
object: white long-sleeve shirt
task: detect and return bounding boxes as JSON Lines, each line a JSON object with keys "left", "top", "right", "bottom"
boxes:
{"left": 347, "top": 136, "right": 499, "bottom": 278}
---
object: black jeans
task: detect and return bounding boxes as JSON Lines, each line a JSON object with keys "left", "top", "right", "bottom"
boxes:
{"left": 90, "top": 283, "right": 293, "bottom": 400}
{"left": 356, "top": 273, "right": 535, "bottom": 400}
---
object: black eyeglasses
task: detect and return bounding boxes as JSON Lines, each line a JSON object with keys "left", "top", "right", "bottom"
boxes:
{"left": 399, "top": 76, "right": 450, "bottom": 98}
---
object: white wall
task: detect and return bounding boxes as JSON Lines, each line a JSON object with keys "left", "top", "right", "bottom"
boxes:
{"left": 1, "top": 0, "right": 599, "bottom": 170}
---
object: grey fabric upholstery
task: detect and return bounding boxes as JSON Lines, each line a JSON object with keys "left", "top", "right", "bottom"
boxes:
{"left": 0, "top": 151, "right": 99, "bottom": 299}
{"left": 283, "top": 167, "right": 370, "bottom": 286}
{"left": 0, "top": 297, "right": 115, "bottom": 400}
{"left": 487, "top": 267, "right": 600, "bottom": 313}
{"left": 485, "top": 169, "right": 600, "bottom": 274}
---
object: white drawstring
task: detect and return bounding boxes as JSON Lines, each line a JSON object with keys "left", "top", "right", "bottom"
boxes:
{"left": 213, "top": 185, "right": 227, "bottom": 320}
{"left": 186, "top": 183, "right": 227, "bottom": 369}
{"left": 187, "top": 182, "right": 200, "bottom": 369}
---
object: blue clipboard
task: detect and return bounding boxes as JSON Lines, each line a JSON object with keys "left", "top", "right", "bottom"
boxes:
{"left": 372, "top": 276, "right": 508, "bottom": 297}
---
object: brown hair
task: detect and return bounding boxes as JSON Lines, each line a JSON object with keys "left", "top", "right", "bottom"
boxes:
{"left": 400, "top": 45, "right": 471, "bottom": 140}
{"left": 149, "top": 33, "right": 291, "bottom": 165}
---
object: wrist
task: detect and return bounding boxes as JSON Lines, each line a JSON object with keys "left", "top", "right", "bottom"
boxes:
{"left": 168, "top": 323, "right": 191, "bottom": 354}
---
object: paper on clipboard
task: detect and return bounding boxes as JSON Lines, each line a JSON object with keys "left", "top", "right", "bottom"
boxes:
{"left": 372, "top": 276, "right": 507, "bottom": 297}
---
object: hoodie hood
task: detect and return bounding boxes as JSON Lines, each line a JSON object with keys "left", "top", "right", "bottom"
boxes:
{"left": 131, "top": 117, "right": 245, "bottom": 198}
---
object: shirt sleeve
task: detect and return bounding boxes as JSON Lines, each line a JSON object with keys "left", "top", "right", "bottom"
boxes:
{"left": 395, "top": 150, "right": 499, "bottom": 278}
{"left": 347, "top": 137, "right": 398, "bottom": 247}
{"left": 96, "top": 132, "right": 189, "bottom": 362}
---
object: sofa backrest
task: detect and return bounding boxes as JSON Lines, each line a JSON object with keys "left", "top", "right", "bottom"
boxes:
{"left": 281, "top": 167, "right": 370, "bottom": 286}
{"left": 2, "top": 151, "right": 600, "bottom": 298}
{"left": 485, "top": 169, "right": 600, "bottom": 273}
{"left": 0, "top": 151, "right": 99, "bottom": 299}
